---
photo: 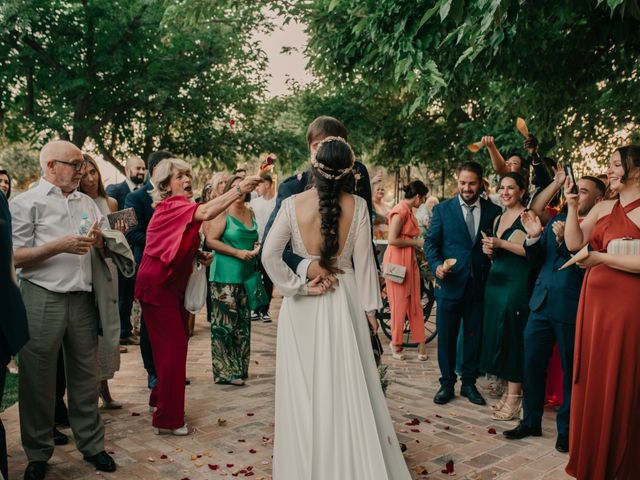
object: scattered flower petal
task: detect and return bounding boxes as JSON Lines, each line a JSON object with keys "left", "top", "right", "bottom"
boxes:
{"left": 488, "top": 428, "right": 497, "bottom": 434}
{"left": 410, "top": 428, "right": 420, "bottom": 433}
{"left": 208, "top": 464, "right": 219, "bottom": 470}
{"left": 249, "top": 449, "right": 257, "bottom": 454}
{"left": 246, "top": 412, "right": 255, "bottom": 417}
{"left": 160, "top": 454, "right": 168, "bottom": 459}
{"left": 131, "top": 412, "right": 140, "bottom": 416}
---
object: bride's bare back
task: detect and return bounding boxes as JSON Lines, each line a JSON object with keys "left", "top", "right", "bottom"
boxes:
{"left": 293, "top": 188, "right": 355, "bottom": 258}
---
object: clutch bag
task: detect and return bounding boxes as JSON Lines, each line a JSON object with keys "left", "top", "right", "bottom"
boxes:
{"left": 607, "top": 237, "right": 640, "bottom": 255}
{"left": 381, "top": 263, "right": 406, "bottom": 283}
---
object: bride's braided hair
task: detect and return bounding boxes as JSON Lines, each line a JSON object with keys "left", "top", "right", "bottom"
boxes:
{"left": 312, "top": 137, "right": 356, "bottom": 273}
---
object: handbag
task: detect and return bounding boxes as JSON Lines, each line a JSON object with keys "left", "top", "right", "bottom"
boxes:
{"left": 184, "top": 258, "right": 207, "bottom": 313}
{"left": 243, "top": 269, "right": 269, "bottom": 311}
{"left": 371, "top": 332, "right": 383, "bottom": 366}
{"left": 381, "top": 263, "right": 407, "bottom": 283}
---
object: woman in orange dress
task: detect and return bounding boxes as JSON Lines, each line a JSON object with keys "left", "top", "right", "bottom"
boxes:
{"left": 383, "top": 180, "right": 428, "bottom": 360}
{"left": 564, "top": 145, "right": 640, "bottom": 480}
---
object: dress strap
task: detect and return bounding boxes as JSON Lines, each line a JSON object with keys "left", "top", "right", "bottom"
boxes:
{"left": 621, "top": 197, "right": 640, "bottom": 214}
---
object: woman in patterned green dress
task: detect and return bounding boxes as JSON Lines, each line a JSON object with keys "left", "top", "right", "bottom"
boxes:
{"left": 205, "top": 175, "right": 260, "bottom": 385}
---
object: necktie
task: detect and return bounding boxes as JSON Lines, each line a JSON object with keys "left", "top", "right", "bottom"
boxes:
{"left": 463, "top": 204, "right": 476, "bottom": 240}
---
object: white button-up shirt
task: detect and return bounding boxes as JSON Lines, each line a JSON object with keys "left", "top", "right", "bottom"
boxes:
{"left": 10, "top": 178, "right": 104, "bottom": 293}
{"left": 458, "top": 195, "right": 481, "bottom": 237}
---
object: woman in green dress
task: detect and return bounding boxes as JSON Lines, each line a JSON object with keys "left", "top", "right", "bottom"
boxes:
{"left": 205, "top": 175, "right": 260, "bottom": 385}
{"left": 480, "top": 172, "right": 531, "bottom": 420}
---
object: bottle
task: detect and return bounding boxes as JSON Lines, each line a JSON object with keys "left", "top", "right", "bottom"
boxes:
{"left": 78, "top": 212, "right": 92, "bottom": 236}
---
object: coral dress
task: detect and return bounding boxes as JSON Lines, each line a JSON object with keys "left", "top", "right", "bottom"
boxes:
{"left": 566, "top": 198, "right": 640, "bottom": 480}
{"left": 383, "top": 201, "right": 425, "bottom": 346}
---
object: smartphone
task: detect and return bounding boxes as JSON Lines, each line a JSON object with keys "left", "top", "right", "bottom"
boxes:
{"left": 564, "top": 164, "right": 578, "bottom": 194}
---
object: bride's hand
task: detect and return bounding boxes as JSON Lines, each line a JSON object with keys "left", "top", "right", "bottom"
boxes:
{"left": 366, "top": 311, "right": 379, "bottom": 333}
{"left": 307, "top": 274, "right": 337, "bottom": 295}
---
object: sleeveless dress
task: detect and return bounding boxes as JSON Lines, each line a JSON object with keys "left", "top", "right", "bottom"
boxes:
{"left": 262, "top": 195, "right": 411, "bottom": 480}
{"left": 566, "top": 198, "right": 640, "bottom": 480}
{"left": 209, "top": 213, "right": 258, "bottom": 383}
{"left": 479, "top": 215, "right": 531, "bottom": 382}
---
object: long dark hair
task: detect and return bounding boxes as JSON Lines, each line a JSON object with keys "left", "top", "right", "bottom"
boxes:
{"left": 0, "top": 169, "right": 12, "bottom": 199}
{"left": 79, "top": 154, "right": 108, "bottom": 199}
{"left": 312, "top": 139, "right": 355, "bottom": 274}
{"left": 499, "top": 172, "right": 528, "bottom": 205}
{"left": 615, "top": 145, "right": 640, "bottom": 183}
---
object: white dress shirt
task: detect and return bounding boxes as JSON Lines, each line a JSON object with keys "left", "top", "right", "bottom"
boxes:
{"left": 10, "top": 178, "right": 105, "bottom": 293}
{"left": 250, "top": 195, "right": 276, "bottom": 242}
{"left": 458, "top": 195, "right": 481, "bottom": 236}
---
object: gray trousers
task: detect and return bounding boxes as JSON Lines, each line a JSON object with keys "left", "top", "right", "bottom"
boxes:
{"left": 19, "top": 281, "right": 104, "bottom": 462}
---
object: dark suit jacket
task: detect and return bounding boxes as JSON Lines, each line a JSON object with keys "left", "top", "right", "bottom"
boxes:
{"left": 262, "top": 162, "right": 374, "bottom": 272}
{"left": 424, "top": 196, "right": 502, "bottom": 301}
{"left": 0, "top": 192, "right": 28, "bottom": 363}
{"left": 106, "top": 181, "right": 132, "bottom": 210}
{"left": 124, "top": 182, "right": 154, "bottom": 266}
{"left": 525, "top": 214, "right": 584, "bottom": 323}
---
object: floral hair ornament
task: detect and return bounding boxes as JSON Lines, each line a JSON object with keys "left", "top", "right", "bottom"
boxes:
{"left": 310, "top": 136, "right": 356, "bottom": 180}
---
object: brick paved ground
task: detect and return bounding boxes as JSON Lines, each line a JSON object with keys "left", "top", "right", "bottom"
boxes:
{"left": 3, "top": 294, "right": 571, "bottom": 480}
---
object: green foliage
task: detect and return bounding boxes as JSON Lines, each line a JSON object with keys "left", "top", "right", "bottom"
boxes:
{"left": 0, "top": 142, "right": 40, "bottom": 188}
{"left": 0, "top": 0, "right": 275, "bottom": 170}
{"left": 292, "top": 0, "right": 640, "bottom": 171}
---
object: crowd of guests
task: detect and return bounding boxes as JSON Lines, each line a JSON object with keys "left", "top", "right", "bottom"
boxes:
{"left": 0, "top": 117, "right": 638, "bottom": 480}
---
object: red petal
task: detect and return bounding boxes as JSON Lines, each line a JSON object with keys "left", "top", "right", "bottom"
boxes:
{"left": 160, "top": 454, "right": 168, "bottom": 459}
{"left": 405, "top": 418, "right": 420, "bottom": 426}
{"left": 245, "top": 473, "right": 255, "bottom": 477}
{"left": 446, "top": 459, "right": 455, "bottom": 473}
{"left": 131, "top": 412, "right": 140, "bottom": 416}
{"left": 246, "top": 413, "right": 255, "bottom": 416}
{"left": 488, "top": 428, "right": 497, "bottom": 434}
{"left": 227, "top": 463, "right": 234, "bottom": 468}
{"left": 208, "top": 464, "right": 219, "bottom": 470}
{"left": 410, "top": 428, "right": 420, "bottom": 433}
{"left": 435, "top": 414, "right": 442, "bottom": 418}
{"left": 238, "top": 439, "right": 246, "bottom": 443}
{"left": 444, "top": 426, "right": 450, "bottom": 430}
{"left": 249, "top": 449, "right": 257, "bottom": 454}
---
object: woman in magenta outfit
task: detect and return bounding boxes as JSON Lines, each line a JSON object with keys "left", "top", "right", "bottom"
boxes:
{"left": 135, "top": 158, "right": 261, "bottom": 435}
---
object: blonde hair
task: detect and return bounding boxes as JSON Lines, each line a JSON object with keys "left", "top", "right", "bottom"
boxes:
{"left": 150, "top": 157, "right": 192, "bottom": 203}
{"left": 210, "top": 172, "right": 228, "bottom": 198}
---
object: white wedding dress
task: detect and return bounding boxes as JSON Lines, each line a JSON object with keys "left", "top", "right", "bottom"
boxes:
{"left": 263, "top": 195, "right": 412, "bottom": 480}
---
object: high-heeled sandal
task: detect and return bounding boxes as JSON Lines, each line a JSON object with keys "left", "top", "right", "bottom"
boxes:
{"left": 490, "top": 392, "right": 508, "bottom": 412}
{"left": 491, "top": 394, "right": 522, "bottom": 421}
{"left": 417, "top": 344, "right": 428, "bottom": 361}
{"left": 389, "top": 342, "right": 405, "bottom": 360}
{"left": 98, "top": 390, "right": 123, "bottom": 410}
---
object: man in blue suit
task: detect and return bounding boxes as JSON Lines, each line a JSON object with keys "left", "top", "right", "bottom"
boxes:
{"left": 105, "top": 156, "right": 146, "bottom": 210}
{"left": 124, "top": 151, "right": 174, "bottom": 388}
{"left": 425, "top": 161, "right": 502, "bottom": 405}
{"left": 504, "top": 175, "right": 605, "bottom": 453}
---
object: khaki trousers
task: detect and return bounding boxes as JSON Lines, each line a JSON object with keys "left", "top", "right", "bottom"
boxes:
{"left": 19, "top": 281, "right": 104, "bottom": 462}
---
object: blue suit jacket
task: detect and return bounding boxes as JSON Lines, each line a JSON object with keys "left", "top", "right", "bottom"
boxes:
{"left": 424, "top": 196, "right": 502, "bottom": 301}
{"left": 106, "top": 181, "right": 132, "bottom": 210}
{"left": 124, "top": 182, "right": 154, "bottom": 266}
{"left": 524, "top": 214, "right": 584, "bottom": 323}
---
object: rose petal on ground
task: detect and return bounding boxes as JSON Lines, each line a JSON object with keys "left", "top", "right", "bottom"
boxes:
{"left": 246, "top": 413, "right": 255, "bottom": 417}
{"left": 410, "top": 429, "right": 420, "bottom": 433}
{"left": 208, "top": 464, "right": 219, "bottom": 470}
{"left": 249, "top": 449, "right": 257, "bottom": 454}
{"left": 160, "top": 454, "right": 168, "bottom": 459}
{"left": 488, "top": 428, "right": 497, "bottom": 434}
{"left": 131, "top": 412, "right": 140, "bottom": 416}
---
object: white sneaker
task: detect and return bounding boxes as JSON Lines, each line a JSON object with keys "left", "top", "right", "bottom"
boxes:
{"left": 154, "top": 424, "right": 189, "bottom": 436}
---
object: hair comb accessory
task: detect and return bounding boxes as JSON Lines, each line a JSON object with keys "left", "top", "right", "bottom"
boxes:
{"left": 310, "top": 136, "right": 355, "bottom": 180}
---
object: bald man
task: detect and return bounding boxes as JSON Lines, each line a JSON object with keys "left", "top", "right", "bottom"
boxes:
{"left": 10, "top": 140, "right": 116, "bottom": 479}
{"left": 106, "top": 155, "right": 146, "bottom": 210}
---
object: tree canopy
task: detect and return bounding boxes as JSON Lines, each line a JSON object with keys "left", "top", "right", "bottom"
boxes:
{"left": 0, "top": 0, "right": 276, "bottom": 170}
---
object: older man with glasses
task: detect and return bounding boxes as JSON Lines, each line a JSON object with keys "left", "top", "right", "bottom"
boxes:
{"left": 10, "top": 140, "right": 116, "bottom": 480}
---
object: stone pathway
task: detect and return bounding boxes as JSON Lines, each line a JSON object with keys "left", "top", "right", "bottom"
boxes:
{"left": 3, "top": 295, "right": 571, "bottom": 479}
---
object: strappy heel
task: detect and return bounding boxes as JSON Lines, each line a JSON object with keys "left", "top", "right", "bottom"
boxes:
{"left": 490, "top": 392, "right": 508, "bottom": 412}
{"left": 390, "top": 342, "right": 405, "bottom": 360}
{"left": 491, "top": 394, "right": 522, "bottom": 421}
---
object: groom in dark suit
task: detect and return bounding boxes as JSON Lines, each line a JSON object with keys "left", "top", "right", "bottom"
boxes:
{"left": 425, "top": 161, "right": 501, "bottom": 405}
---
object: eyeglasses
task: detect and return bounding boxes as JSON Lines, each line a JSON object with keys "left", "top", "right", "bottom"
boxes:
{"left": 54, "top": 159, "right": 86, "bottom": 171}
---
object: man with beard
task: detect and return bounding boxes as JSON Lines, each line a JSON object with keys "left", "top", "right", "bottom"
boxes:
{"left": 504, "top": 174, "right": 605, "bottom": 453}
{"left": 425, "top": 161, "right": 502, "bottom": 406}
{"left": 106, "top": 155, "right": 146, "bottom": 345}
{"left": 106, "top": 155, "right": 146, "bottom": 210}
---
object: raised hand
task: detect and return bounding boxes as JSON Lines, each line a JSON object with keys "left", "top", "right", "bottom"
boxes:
{"left": 553, "top": 162, "right": 566, "bottom": 186}
{"left": 521, "top": 210, "right": 542, "bottom": 239}
{"left": 239, "top": 175, "right": 263, "bottom": 194}
{"left": 564, "top": 177, "right": 579, "bottom": 209}
{"left": 481, "top": 135, "right": 496, "bottom": 149}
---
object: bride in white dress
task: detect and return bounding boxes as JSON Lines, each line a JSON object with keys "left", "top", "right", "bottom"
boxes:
{"left": 262, "top": 137, "right": 412, "bottom": 480}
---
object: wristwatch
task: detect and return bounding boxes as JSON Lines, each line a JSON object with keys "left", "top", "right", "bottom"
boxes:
{"left": 235, "top": 185, "right": 243, "bottom": 196}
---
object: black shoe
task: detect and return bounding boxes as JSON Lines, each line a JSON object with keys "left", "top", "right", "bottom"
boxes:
{"left": 185, "top": 377, "right": 191, "bottom": 386}
{"left": 147, "top": 373, "right": 158, "bottom": 389}
{"left": 503, "top": 422, "right": 542, "bottom": 440}
{"left": 434, "top": 386, "right": 455, "bottom": 404}
{"left": 460, "top": 384, "right": 486, "bottom": 405}
{"left": 53, "top": 427, "right": 68, "bottom": 446}
{"left": 555, "top": 433, "right": 569, "bottom": 453}
{"left": 24, "top": 461, "right": 47, "bottom": 480}
{"left": 84, "top": 451, "right": 116, "bottom": 472}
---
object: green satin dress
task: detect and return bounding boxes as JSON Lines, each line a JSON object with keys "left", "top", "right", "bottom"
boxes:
{"left": 209, "top": 213, "right": 258, "bottom": 383}
{"left": 479, "top": 215, "right": 531, "bottom": 383}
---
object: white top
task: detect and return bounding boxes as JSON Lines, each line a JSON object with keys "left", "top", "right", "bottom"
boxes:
{"left": 250, "top": 195, "right": 276, "bottom": 242}
{"left": 458, "top": 195, "right": 481, "bottom": 236}
{"left": 10, "top": 178, "right": 105, "bottom": 293}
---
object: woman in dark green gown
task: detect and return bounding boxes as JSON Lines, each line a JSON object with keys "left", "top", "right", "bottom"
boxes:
{"left": 480, "top": 173, "right": 531, "bottom": 421}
